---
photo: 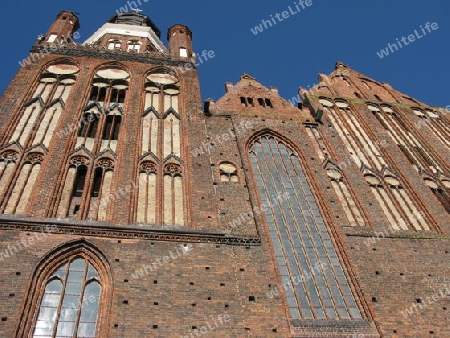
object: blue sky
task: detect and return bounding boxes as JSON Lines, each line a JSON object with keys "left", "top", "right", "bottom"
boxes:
{"left": 0, "top": 0, "right": 448, "bottom": 107}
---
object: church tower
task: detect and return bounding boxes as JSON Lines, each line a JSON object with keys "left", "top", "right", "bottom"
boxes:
{"left": 43, "top": 11, "right": 80, "bottom": 44}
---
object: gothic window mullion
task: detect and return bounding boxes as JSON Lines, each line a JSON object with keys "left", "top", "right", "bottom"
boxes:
{"left": 265, "top": 140, "right": 324, "bottom": 319}
{"left": 271, "top": 140, "right": 329, "bottom": 318}
{"left": 250, "top": 146, "right": 309, "bottom": 319}
{"left": 156, "top": 163, "right": 163, "bottom": 226}
{"left": 429, "top": 121, "right": 450, "bottom": 149}
{"left": 78, "top": 166, "right": 96, "bottom": 220}
{"left": 46, "top": 76, "right": 62, "bottom": 105}
{"left": 341, "top": 104, "right": 386, "bottom": 170}
{"left": 158, "top": 85, "right": 164, "bottom": 114}
{"left": 18, "top": 106, "right": 41, "bottom": 149}
{"left": 36, "top": 107, "right": 58, "bottom": 146}
{"left": 71, "top": 260, "right": 89, "bottom": 338}
{"left": 170, "top": 118, "right": 174, "bottom": 155}
{"left": 283, "top": 145, "right": 345, "bottom": 318}
{"left": 380, "top": 183, "right": 406, "bottom": 227}
{"left": 50, "top": 263, "right": 70, "bottom": 338}
{"left": 171, "top": 172, "right": 175, "bottom": 225}
{"left": 93, "top": 114, "right": 107, "bottom": 155}
{"left": 249, "top": 135, "right": 362, "bottom": 320}
{"left": 157, "top": 114, "right": 164, "bottom": 160}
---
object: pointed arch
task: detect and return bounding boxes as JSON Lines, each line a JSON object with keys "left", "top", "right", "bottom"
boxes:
{"left": 246, "top": 128, "right": 299, "bottom": 154}
{"left": 75, "top": 63, "right": 130, "bottom": 155}
{"left": 56, "top": 155, "right": 91, "bottom": 218}
{"left": 136, "top": 67, "right": 185, "bottom": 226}
{"left": 247, "top": 130, "right": 363, "bottom": 320}
{"left": 16, "top": 239, "right": 112, "bottom": 338}
{"left": 44, "top": 57, "right": 81, "bottom": 73}
{"left": 6, "top": 58, "right": 80, "bottom": 150}
{"left": 136, "top": 159, "right": 158, "bottom": 225}
{"left": 93, "top": 62, "right": 131, "bottom": 79}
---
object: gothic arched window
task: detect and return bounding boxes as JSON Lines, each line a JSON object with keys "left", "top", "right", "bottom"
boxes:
{"left": 33, "top": 257, "right": 101, "bottom": 338}
{"left": 17, "top": 241, "right": 111, "bottom": 338}
{"left": 57, "top": 156, "right": 114, "bottom": 221}
{"left": 6, "top": 60, "right": 79, "bottom": 149}
{"left": 249, "top": 134, "right": 362, "bottom": 320}
{"left": 76, "top": 65, "right": 129, "bottom": 154}
{"left": 136, "top": 69, "right": 185, "bottom": 226}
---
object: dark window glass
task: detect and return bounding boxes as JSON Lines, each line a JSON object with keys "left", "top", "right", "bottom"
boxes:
{"left": 87, "top": 114, "right": 99, "bottom": 138}
{"left": 91, "top": 168, "right": 103, "bottom": 197}
{"left": 110, "top": 89, "right": 119, "bottom": 103}
{"left": 112, "top": 116, "right": 121, "bottom": 140}
{"left": 72, "top": 166, "right": 87, "bottom": 197}
{"left": 89, "top": 87, "right": 99, "bottom": 101}
{"left": 102, "top": 116, "right": 113, "bottom": 140}
{"left": 98, "top": 87, "right": 107, "bottom": 102}
{"left": 102, "top": 115, "right": 121, "bottom": 141}
{"left": 118, "top": 90, "right": 126, "bottom": 103}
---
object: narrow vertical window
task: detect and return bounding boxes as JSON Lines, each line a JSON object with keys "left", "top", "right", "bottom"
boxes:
{"left": 78, "top": 113, "right": 99, "bottom": 138}
{"left": 139, "top": 70, "right": 184, "bottom": 226}
{"left": 102, "top": 115, "right": 121, "bottom": 141}
{"left": 0, "top": 150, "right": 19, "bottom": 206}
{"left": 4, "top": 153, "right": 43, "bottom": 215}
{"left": 72, "top": 165, "right": 87, "bottom": 197}
{"left": 91, "top": 168, "right": 103, "bottom": 197}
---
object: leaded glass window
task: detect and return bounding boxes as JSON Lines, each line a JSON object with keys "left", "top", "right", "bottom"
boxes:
{"left": 249, "top": 135, "right": 362, "bottom": 320}
{"left": 33, "top": 257, "right": 101, "bottom": 338}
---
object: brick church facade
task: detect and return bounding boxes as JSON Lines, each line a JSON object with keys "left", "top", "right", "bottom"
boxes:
{"left": 0, "top": 10, "right": 449, "bottom": 337}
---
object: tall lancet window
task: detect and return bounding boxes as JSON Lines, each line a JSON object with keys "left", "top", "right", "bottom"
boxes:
{"left": 56, "top": 155, "right": 115, "bottom": 222}
{"left": 319, "top": 97, "right": 431, "bottom": 231}
{"left": 6, "top": 59, "right": 79, "bottom": 149}
{"left": 249, "top": 134, "right": 362, "bottom": 320}
{"left": 137, "top": 69, "right": 184, "bottom": 226}
{"left": 75, "top": 65, "right": 129, "bottom": 154}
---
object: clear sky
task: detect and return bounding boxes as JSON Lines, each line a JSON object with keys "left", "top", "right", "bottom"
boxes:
{"left": 0, "top": 0, "right": 448, "bottom": 108}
